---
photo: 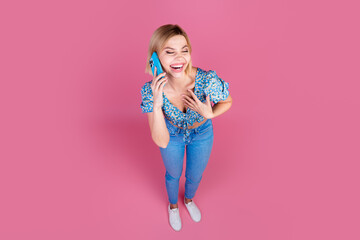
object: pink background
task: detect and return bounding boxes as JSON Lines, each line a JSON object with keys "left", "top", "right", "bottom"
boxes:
{"left": 1, "top": 0, "right": 359, "bottom": 239}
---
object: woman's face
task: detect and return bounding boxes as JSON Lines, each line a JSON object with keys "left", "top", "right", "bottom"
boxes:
{"left": 158, "top": 35, "right": 191, "bottom": 79}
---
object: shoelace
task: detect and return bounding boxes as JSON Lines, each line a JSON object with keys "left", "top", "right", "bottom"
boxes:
{"left": 169, "top": 208, "right": 181, "bottom": 223}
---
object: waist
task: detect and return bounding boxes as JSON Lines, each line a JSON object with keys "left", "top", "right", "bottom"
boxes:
{"left": 165, "top": 116, "right": 208, "bottom": 129}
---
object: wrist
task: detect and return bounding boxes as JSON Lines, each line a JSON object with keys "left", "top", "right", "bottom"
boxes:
{"left": 205, "top": 112, "right": 215, "bottom": 119}
{"left": 153, "top": 106, "right": 162, "bottom": 111}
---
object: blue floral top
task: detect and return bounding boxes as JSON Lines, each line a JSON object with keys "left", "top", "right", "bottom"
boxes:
{"left": 140, "top": 67, "right": 230, "bottom": 142}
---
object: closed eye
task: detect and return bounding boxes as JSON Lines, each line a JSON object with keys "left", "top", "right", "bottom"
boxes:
{"left": 166, "top": 50, "right": 189, "bottom": 54}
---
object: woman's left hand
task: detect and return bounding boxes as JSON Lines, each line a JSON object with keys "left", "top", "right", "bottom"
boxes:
{"left": 182, "top": 89, "right": 214, "bottom": 119}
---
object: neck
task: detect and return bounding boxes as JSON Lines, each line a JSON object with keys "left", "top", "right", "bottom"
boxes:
{"left": 167, "top": 74, "right": 191, "bottom": 91}
{"left": 165, "top": 67, "right": 196, "bottom": 92}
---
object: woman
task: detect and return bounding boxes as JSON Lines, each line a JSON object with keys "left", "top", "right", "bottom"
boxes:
{"left": 140, "top": 24, "right": 232, "bottom": 231}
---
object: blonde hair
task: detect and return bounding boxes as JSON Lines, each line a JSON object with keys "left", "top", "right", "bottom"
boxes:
{"left": 145, "top": 24, "right": 193, "bottom": 77}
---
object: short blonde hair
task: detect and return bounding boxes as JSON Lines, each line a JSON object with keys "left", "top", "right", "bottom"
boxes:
{"left": 145, "top": 24, "right": 193, "bottom": 77}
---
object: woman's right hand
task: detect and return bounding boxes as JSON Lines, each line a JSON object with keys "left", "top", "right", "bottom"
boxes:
{"left": 151, "top": 66, "right": 168, "bottom": 110}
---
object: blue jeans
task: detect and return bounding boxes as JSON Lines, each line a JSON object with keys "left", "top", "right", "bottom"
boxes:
{"left": 159, "top": 117, "right": 214, "bottom": 204}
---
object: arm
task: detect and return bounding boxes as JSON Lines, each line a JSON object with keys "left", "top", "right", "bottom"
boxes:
{"left": 211, "top": 94, "right": 232, "bottom": 119}
{"left": 147, "top": 107, "right": 170, "bottom": 148}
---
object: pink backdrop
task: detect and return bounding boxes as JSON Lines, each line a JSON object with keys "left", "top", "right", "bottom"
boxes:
{"left": 1, "top": 0, "right": 359, "bottom": 239}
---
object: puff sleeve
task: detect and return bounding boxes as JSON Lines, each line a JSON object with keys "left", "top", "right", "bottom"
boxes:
{"left": 203, "top": 70, "right": 230, "bottom": 104}
{"left": 140, "top": 82, "right": 154, "bottom": 113}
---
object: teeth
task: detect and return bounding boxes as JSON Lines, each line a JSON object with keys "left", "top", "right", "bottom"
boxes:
{"left": 171, "top": 64, "right": 183, "bottom": 68}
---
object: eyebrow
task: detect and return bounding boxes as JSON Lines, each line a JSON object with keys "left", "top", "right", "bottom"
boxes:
{"left": 163, "top": 45, "right": 188, "bottom": 50}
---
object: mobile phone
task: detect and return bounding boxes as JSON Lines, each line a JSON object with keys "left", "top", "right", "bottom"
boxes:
{"left": 149, "top": 52, "right": 165, "bottom": 81}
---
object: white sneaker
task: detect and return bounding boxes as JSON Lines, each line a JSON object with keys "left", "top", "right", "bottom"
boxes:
{"left": 168, "top": 204, "right": 182, "bottom": 231}
{"left": 184, "top": 197, "right": 201, "bottom": 222}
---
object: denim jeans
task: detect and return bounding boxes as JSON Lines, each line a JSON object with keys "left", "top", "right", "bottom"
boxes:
{"left": 159, "top": 117, "right": 214, "bottom": 204}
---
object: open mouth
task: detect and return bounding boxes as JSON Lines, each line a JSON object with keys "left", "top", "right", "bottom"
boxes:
{"left": 170, "top": 64, "right": 185, "bottom": 71}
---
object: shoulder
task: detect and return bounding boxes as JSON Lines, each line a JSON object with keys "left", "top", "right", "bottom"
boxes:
{"left": 196, "top": 68, "right": 219, "bottom": 86}
{"left": 205, "top": 69, "right": 219, "bottom": 80}
{"left": 200, "top": 68, "right": 230, "bottom": 101}
{"left": 195, "top": 67, "right": 217, "bottom": 78}
{"left": 193, "top": 67, "right": 208, "bottom": 82}
{"left": 141, "top": 80, "right": 152, "bottom": 89}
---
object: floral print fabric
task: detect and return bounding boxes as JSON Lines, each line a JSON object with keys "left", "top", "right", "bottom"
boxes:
{"left": 140, "top": 67, "right": 230, "bottom": 142}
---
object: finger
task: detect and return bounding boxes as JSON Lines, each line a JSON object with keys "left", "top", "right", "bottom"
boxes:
{"left": 182, "top": 95, "right": 196, "bottom": 106}
{"left": 184, "top": 102, "right": 193, "bottom": 110}
{"left": 155, "top": 76, "right": 167, "bottom": 91}
{"left": 159, "top": 77, "right": 168, "bottom": 91}
{"left": 185, "top": 102, "right": 197, "bottom": 113}
{"left": 155, "top": 77, "right": 167, "bottom": 89}
{"left": 206, "top": 95, "right": 211, "bottom": 104}
{"left": 183, "top": 98, "right": 196, "bottom": 109}
{"left": 152, "top": 71, "right": 166, "bottom": 88}
{"left": 156, "top": 72, "right": 167, "bottom": 81}
{"left": 187, "top": 89, "right": 201, "bottom": 104}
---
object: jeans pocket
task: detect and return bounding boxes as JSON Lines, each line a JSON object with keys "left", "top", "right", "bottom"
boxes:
{"left": 197, "top": 121, "right": 212, "bottom": 135}
{"left": 167, "top": 124, "right": 179, "bottom": 136}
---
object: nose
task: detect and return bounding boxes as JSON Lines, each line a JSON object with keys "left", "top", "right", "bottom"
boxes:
{"left": 174, "top": 54, "right": 186, "bottom": 61}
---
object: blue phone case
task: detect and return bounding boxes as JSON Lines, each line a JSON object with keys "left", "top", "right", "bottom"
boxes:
{"left": 149, "top": 52, "right": 165, "bottom": 81}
